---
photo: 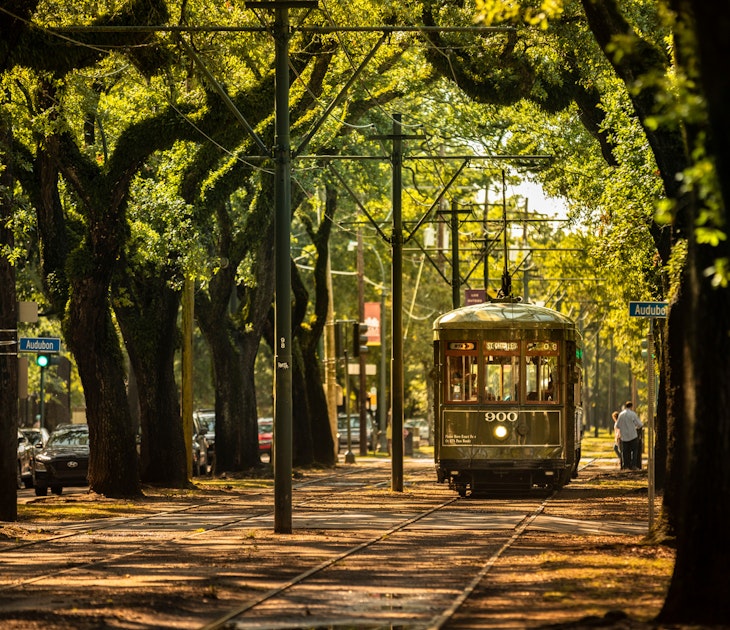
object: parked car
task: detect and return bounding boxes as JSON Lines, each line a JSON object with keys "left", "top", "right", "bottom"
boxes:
{"left": 193, "top": 410, "right": 215, "bottom": 474}
{"left": 20, "top": 427, "right": 50, "bottom": 449}
{"left": 337, "top": 413, "right": 376, "bottom": 453}
{"left": 404, "top": 418, "right": 432, "bottom": 446}
{"left": 258, "top": 417, "right": 273, "bottom": 463}
{"left": 17, "top": 431, "right": 33, "bottom": 489}
{"left": 32, "top": 424, "right": 89, "bottom": 496}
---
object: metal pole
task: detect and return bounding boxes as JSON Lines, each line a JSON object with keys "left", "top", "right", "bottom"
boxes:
{"left": 182, "top": 277, "right": 194, "bottom": 479}
{"left": 344, "top": 345, "right": 355, "bottom": 463}
{"left": 273, "top": 6, "right": 293, "bottom": 534}
{"left": 594, "top": 327, "right": 600, "bottom": 437}
{"left": 377, "top": 253, "right": 388, "bottom": 454}
{"left": 647, "top": 319, "right": 655, "bottom": 529}
{"left": 357, "top": 230, "right": 368, "bottom": 456}
{"left": 39, "top": 365, "right": 45, "bottom": 430}
{"left": 391, "top": 114, "right": 404, "bottom": 491}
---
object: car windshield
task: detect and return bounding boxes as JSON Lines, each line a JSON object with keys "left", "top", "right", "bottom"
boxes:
{"left": 258, "top": 419, "right": 273, "bottom": 433}
{"left": 48, "top": 428, "right": 89, "bottom": 447}
{"left": 22, "top": 431, "right": 42, "bottom": 446}
{"left": 196, "top": 414, "right": 215, "bottom": 434}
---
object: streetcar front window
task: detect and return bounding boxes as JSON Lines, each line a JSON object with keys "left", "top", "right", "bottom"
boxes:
{"left": 483, "top": 341, "right": 519, "bottom": 402}
{"left": 525, "top": 341, "right": 560, "bottom": 403}
{"left": 446, "top": 353, "right": 478, "bottom": 402}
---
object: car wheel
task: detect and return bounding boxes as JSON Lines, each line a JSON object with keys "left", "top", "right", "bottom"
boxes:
{"left": 34, "top": 485, "right": 48, "bottom": 497}
{"left": 23, "top": 476, "right": 33, "bottom": 489}
{"left": 51, "top": 486, "right": 63, "bottom": 495}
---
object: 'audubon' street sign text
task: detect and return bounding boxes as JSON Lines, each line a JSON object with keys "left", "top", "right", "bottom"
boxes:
{"left": 628, "top": 301, "right": 668, "bottom": 318}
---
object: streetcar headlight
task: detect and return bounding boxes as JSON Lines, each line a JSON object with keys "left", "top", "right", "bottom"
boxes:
{"left": 493, "top": 424, "right": 509, "bottom": 440}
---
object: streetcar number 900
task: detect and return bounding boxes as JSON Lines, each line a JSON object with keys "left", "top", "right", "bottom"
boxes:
{"left": 484, "top": 411, "right": 518, "bottom": 423}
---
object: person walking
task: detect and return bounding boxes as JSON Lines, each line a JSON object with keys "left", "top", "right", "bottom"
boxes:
{"left": 614, "top": 401, "right": 643, "bottom": 470}
{"left": 611, "top": 411, "right": 622, "bottom": 465}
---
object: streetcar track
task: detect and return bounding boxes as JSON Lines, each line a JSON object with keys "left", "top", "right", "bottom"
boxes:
{"left": 199, "top": 495, "right": 461, "bottom": 630}
{"left": 200, "top": 493, "right": 553, "bottom": 630}
{"left": 426, "top": 496, "right": 550, "bottom": 629}
{"left": 2, "top": 459, "right": 587, "bottom": 629}
{"left": 0, "top": 463, "right": 430, "bottom": 593}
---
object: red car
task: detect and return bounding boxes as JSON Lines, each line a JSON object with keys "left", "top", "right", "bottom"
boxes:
{"left": 257, "top": 417, "right": 273, "bottom": 462}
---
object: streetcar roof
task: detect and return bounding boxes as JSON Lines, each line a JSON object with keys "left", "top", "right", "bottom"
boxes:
{"left": 433, "top": 300, "right": 575, "bottom": 330}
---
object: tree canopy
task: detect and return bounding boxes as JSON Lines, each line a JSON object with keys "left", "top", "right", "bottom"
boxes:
{"left": 1, "top": 0, "right": 728, "bottom": 623}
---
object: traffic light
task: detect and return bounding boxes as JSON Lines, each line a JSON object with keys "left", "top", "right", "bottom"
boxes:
{"left": 641, "top": 338, "right": 655, "bottom": 359}
{"left": 36, "top": 354, "right": 60, "bottom": 368}
{"left": 353, "top": 322, "right": 369, "bottom": 357}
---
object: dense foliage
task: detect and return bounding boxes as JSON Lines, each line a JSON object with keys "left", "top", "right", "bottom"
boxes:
{"left": 1, "top": 0, "right": 728, "bottom": 622}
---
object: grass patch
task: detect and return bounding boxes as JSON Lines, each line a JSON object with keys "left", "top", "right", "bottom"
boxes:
{"left": 581, "top": 430, "right": 620, "bottom": 459}
{"left": 19, "top": 500, "right": 149, "bottom": 521}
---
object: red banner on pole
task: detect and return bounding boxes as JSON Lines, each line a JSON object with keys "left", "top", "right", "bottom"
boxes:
{"left": 364, "top": 302, "right": 381, "bottom": 345}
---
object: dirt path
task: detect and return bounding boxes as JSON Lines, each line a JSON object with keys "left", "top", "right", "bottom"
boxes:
{"left": 0, "top": 458, "right": 673, "bottom": 629}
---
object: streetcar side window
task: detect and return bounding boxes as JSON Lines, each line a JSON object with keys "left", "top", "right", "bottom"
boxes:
{"left": 446, "top": 352, "right": 478, "bottom": 402}
{"left": 525, "top": 341, "right": 560, "bottom": 403}
{"left": 483, "top": 341, "right": 519, "bottom": 402}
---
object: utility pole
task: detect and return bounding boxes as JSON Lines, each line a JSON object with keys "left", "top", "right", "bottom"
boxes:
{"left": 357, "top": 229, "right": 368, "bottom": 456}
{"left": 391, "top": 114, "right": 404, "bottom": 491}
{"left": 273, "top": 4, "right": 293, "bottom": 534}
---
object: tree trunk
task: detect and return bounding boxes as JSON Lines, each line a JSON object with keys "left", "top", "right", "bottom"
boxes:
{"left": 659, "top": 0, "right": 730, "bottom": 622}
{"left": 302, "top": 338, "right": 335, "bottom": 466}
{"left": 659, "top": 235, "right": 730, "bottom": 623}
{"left": 0, "top": 101, "right": 19, "bottom": 521}
{"left": 196, "top": 266, "right": 260, "bottom": 473}
{"left": 66, "top": 275, "right": 141, "bottom": 497}
{"left": 114, "top": 271, "right": 187, "bottom": 486}
{"left": 197, "top": 298, "right": 247, "bottom": 473}
{"left": 291, "top": 337, "right": 315, "bottom": 466}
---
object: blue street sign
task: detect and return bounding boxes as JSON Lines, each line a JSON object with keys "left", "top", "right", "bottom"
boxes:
{"left": 628, "top": 301, "right": 668, "bottom": 318}
{"left": 19, "top": 337, "right": 61, "bottom": 353}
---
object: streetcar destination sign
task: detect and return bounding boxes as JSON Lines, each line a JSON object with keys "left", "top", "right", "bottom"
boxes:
{"left": 628, "top": 301, "right": 668, "bottom": 318}
{"left": 19, "top": 337, "right": 61, "bottom": 353}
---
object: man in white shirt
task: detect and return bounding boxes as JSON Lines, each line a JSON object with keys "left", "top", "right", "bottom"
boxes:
{"left": 614, "top": 401, "right": 643, "bottom": 470}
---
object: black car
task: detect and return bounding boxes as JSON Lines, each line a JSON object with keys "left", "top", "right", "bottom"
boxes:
{"left": 32, "top": 424, "right": 90, "bottom": 496}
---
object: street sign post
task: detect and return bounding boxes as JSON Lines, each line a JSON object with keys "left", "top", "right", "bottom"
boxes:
{"left": 628, "top": 300, "right": 667, "bottom": 530}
